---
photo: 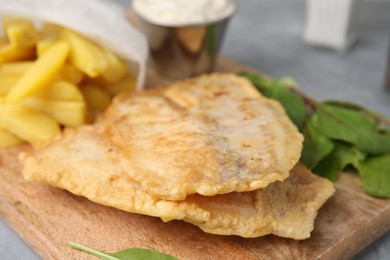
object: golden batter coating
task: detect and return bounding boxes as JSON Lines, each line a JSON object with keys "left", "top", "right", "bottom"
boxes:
{"left": 100, "top": 74, "right": 303, "bottom": 200}
{"left": 186, "top": 163, "right": 334, "bottom": 239}
{"left": 22, "top": 126, "right": 333, "bottom": 239}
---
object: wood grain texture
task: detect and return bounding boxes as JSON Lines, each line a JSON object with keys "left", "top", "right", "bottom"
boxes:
{"left": 1, "top": 58, "right": 390, "bottom": 260}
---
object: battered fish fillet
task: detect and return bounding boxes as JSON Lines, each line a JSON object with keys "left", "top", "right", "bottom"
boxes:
{"left": 22, "top": 126, "right": 334, "bottom": 239}
{"left": 100, "top": 74, "right": 303, "bottom": 200}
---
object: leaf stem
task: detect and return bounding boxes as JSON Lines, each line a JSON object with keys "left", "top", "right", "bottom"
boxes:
{"left": 289, "top": 87, "right": 320, "bottom": 115}
{"left": 68, "top": 242, "right": 117, "bottom": 260}
{"left": 289, "top": 87, "right": 390, "bottom": 128}
{"left": 364, "top": 113, "right": 390, "bottom": 127}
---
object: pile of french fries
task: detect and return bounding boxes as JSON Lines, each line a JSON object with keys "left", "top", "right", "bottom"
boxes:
{"left": 0, "top": 18, "right": 136, "bottom": 147}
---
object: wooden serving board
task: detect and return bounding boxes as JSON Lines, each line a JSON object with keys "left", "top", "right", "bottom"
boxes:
{"left": 1, "top": 58, "right": 390, "bottom": 260}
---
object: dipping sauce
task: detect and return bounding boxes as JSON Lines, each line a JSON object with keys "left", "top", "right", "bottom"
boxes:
{"left": 132, "top": 0, "right": 237, "bottom": 26}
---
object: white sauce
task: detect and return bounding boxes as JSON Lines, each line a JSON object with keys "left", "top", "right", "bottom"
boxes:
{"left": 132, "top": 0, "right": 237, "bottom": 26}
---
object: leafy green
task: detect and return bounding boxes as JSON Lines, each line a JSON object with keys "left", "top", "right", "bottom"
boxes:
{"left": 314, "top": 104, "right": 390, "bottom": 154}
{"left": 324, "top": 100, "right": 390, "bottom": 127}
{"left": 357, "top": 155, "right": 390, "bottom": 198}
{"left": 301, "top": 117, "right": 334, "bottom": 169}
{"left": 237, "top": 71, "right": 273, "bottom": 92}
{"left": 68, "top": 242, "right": 178, "bottom": 260}
{"left": 313, "top": 142, "right": 365, "bottom": 181}
{"left": 262, "top": 81, "right": 306, "bottom": 129}
{"left": 239, "top": 71, "right": 306, "bottom": 129}
{"left": 238, "top": 71, "right": 390, "bottom": 198}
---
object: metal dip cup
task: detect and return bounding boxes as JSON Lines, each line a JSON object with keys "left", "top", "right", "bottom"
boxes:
{"left": 134, "top": 9, "right": 236, "bottom": 79}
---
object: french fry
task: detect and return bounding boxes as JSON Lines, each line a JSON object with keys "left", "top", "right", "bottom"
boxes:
{"left": 37, "top": 40, "right": 54, "bottom": 57}
{"left": 37, "top": 23, "right": 60, "bottom": 56}
{"left": 22, "top": 98, "right": 86, "bottom": 127}
{"left": 61, "top": 28, "right": 107, "bottom": 78}
{"left": 22, "top": 80, "right": 86, "bottom": 126}
{"left": 6, "top": 41, "right": 69, "bottom": 101}
{"left": 0, "top": 66, "right": 83, "bottom": 97}
{"left": 0, "top": 18, "right": 137, "bottom": 147}
{"left": 59, "top": 64, "right": 83, "bottom": 85}
{"left": 42, "top": 100, "right": 86, "bottom": 127}
{"left": 4, "top": 19, "right": 39, "bottom": 48}
{"left": 33, "top": 80, "right": 84, "bottom": 101}
{"left": 100, "top": 49, "right": 128, "bottom": 84}
{"left": 0, "top": 103, "right": 60, "bottom": 143}
{"left": 0, "top": 61, "right": 33, "bottom": 77}
{"left": 0, "top": 38, "right": 7, "bottom": 46}
{"left": 0, "top": 76, "right": 19, "bottom": 96}
{"left": 81, "top": 84, "right": 111, "bottom": 112}
{"left": 0, "top": 45, "right": 36, "bottom": 64}
{"left": 107, "top": 76, "right": 136, "bottom": 96}
{"left": 0, "top": 128, "right": 24, "bottom": 148}
{"left": 2, "top": 18, "right": 33, "bottom": 32}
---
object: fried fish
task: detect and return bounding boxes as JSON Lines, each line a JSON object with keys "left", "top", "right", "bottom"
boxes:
{"left": 100, "top": 74, "right": 303, "bottom": 200}
{"left": 22, "top": 73, "right": 334, "bottom": 239}
{"left": 22, "top": 126, "right": 334, "bottom": 239}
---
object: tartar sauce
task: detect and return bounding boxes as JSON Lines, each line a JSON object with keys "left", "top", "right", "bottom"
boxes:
{"left": 132, "top": 0, "right": 237, "bottom": 26}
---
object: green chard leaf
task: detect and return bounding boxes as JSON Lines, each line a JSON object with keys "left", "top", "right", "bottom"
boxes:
{"left": 262, "top": 81, "right": 306, "bottom": 129}
{"left": 237, "top": 71, "right": 273, "bottom": 92}
{"left": 313, "top": 103, "right": 390, "bottom": 154}
{"left": 357, "top": 154, "right": 390, "bottom": 198}
{"left": 301, "top": 116, "right": 334, "bottom": 169}
{"left": 238, "top": 71, "right": 306, "bottom": 129}
{"left": 68, "top": 242, "right": 178, "bottom": 260}
{"left": 313, "top": 142, "right": 365, "bottom": 181}
{"left": 324, "top": 100, "right": 390, "bottom": 127}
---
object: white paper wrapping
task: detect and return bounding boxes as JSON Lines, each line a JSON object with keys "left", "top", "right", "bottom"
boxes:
{"left": 0, "top": 0, "right": 148, "bottom": 90}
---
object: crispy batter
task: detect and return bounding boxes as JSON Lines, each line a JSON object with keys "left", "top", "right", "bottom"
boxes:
{"left": 22, "top": 126, "right": 334, "bottom": 239}
{"left": 186, "top": 163, "right": 334, "bottom": 239}
{"left": 100, "top": 74, "right": 303, "bottom": 200}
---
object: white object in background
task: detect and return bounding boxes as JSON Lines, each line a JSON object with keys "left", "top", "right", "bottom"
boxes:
{"left": 304, "top": 0, "right": 362, "bottom": 51}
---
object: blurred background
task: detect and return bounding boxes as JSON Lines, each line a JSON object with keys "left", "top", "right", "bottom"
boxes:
{"left": 218, "top": 0, "right": 390, "bottom": 118}
{"left": 124, "top": 0, "right": 390, "bottom": 117}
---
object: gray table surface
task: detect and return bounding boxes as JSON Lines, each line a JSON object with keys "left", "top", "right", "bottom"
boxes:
{"left": 1, "top": 0, "right": 390, "bottom": 259}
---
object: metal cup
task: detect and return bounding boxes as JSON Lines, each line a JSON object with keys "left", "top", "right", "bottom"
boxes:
{"left": 136, "top": 17, "right": 233, "bottom": 79}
